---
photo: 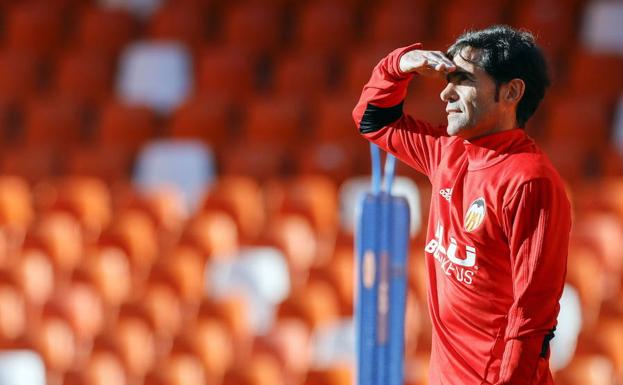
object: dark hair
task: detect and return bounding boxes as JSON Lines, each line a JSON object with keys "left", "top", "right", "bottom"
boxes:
{"left": 447, "top": 25, "right": 549, "bottom": 128}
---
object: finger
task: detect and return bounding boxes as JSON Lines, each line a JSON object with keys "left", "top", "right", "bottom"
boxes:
{"left": 431, "top": 51, "right": 456, "bottom": 69}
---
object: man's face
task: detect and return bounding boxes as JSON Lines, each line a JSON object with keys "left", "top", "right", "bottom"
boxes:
{"left": 440, "top": 47, "right": 502, "bottom": 140}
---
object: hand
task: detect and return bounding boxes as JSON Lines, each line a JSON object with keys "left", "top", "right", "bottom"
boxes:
{"left": 399, "top": 50, "right": 456, "bottom": 77}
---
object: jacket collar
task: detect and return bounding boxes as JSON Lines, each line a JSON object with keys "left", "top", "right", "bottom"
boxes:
{"left": 463, "top": 129, "right": 532, "bottom": 170}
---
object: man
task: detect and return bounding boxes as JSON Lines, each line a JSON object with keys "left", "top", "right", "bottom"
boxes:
{"left": 352, "top": 25, "right": 571, "bottom": 385}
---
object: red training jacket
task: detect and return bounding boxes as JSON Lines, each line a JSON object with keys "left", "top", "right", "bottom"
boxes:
{"left": 352, "top": 44, "right": 572, "bottom": 385}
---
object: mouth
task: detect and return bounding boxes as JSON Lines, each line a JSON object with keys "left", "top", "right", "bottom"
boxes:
{"left": 446, "top": 109, "right": 461, "bottom": 115}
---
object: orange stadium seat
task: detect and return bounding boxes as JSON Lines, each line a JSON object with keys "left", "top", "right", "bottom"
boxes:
{"left": 435, "top": 0, "right": 509, "bottom": 45}
{"left": 65, "top": 144, "right": 134, "bottom": 183}
{"left": 0, "top": 50, "right": 40, "bottom": 105}
{"left": 160, "top": 244, "right": 206, "bottom": 308}
{"left": 295, "top": 1, "right": 355, "bottom": 55}
{"left": 341, "top": 46, "right": 394, "bottom": 97}
{"left": 110, "top": 208, "right": 160, "bottom": 279}
{"left": 160, "top": 337, "right": 207, "bottom": 385}
{"left": 312, "top": 94, "right": 361, "bottom": 142}
{"left": 304, "top": 367, "right": 353, "bottom": 385}
{"left": 0, "top": 175, "right": 34, "bottom": 235}
{"left": 182, "top": 210, "right": 240, "bottom": 259}
{"left": 75, "top": 6, "right": 136, "bottom": 58}
{"left": 22, "top": 96, "right": 84, "bottom": 148}
{"left": 271, "top": 50, "right": 333, "bottom": 101}
{"left": 54, "top": 48, "right": 114, "bottom": 107}
{"left": 221, "top": 2, "right": 283, "bottom": 57}
{"left": 82, "top": 337, "right": 129, "bottom": 385}
{"left": 43, "top": 177, "right": 113, "bottom": 242}
{"left": 296, "top": 140, "right": 362, "bottom": 183}
{"left": 5, "top": 2, "right": 64, "bottom": 60}
{"left": 0, "top": 271, "right": 27, "bottom": 343}
{"left": 241, "top": 95, "right": 306, "bottom": 145}
{"left": 13, "top": 239, "right": 57, "bottom": 311}
{"left": 555, "top": 353, "right": 616, "bottom": 385}
{"left": 201, "top": 175, "right": 267, "bottom": 243}
{"left": 184, "top": 314, "right": 236, "bottom": 383}
{"left": 85, "top": 235, "right": 134, "bottom": 308}
{"left": 196, "top": 297, "right": 253, "bottom": 360}
{"left": 113, "top": 304, "right": 158, "bottom": 379}
{"left": 140, "top": 267, "right": 184, "bottom": 343}
{"left": 96, "top": 101, "right": 158, "bottom": 151}
{"left": 31, "top": 303, "right": 78, "bottom": 380}
{"left": 35, "top": 210, "right": 84, "bottom": 277}
{"left": 197, "top": 46, "right": 256, "bottom": 99}
{"left": 265, "top": 316, "right": 312, "bottom": 384}
{"left": 291, "top": 278, "right": 342, "bottom": 330}
{"left": 510, "top": 0, "right": 577, "bottom": 66}
{"left": 366, "top": 0, "right": 431, "bottom": 48}
{"left": 62, "top": 269, "right": 105, "bottom": 344}
{"left": 567, "top": 50, "right": 623, "bottom": 104}
{"left": 169, "top": 93, "right": 234, "bottom": 148}
{"left": 149, "top": 2, "right": 206, "bottom": 50}
{"left": 220, "top": 141, "right": 294, "bottom": 180}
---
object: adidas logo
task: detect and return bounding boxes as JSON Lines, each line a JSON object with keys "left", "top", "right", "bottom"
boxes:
{"left": 440, "top": 188, "right": 452, "bottom": 201}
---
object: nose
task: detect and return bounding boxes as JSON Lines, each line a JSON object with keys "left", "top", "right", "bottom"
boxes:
{"left": 440, "top": 82, "right": 458, "bottom": 103}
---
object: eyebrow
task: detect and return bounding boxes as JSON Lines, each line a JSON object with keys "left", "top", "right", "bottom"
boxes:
{"left": 446, "top": 69, "right": 475, "bottom": 83}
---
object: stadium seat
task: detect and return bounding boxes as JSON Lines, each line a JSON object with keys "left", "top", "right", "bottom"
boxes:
{"left": 580, "top": 0, "right": 623, "bottom": 55}
{"left": 140, "top": 267, "right": 183, "bottom": 344}
{"left": 304, "top": 366, "right": 353, "bottom": 385}
{"left": 35, "top": 210, "right": 84, "bottom": 275}
{"left": 22, "top": 96, "right": 84, "bottom": 148}
{"left": 86, "top": 236, "right": 133, "bottom": 308}
{"left": 271, "top": 50, "right": 333, "bottom": 101}
{"left": 149, "top": 2, "right": 206, "bottom": 50}
{"left": 366, "top": 1, "right": 431, "bottom": 48}
{"left": 0, "top": 50, "right": 40, "bottom": 105}
{"left": 196, "top": 45, "right": 256, "bottom": 100}
{"left": 187, "top": 310, "right": 236, "bottom": 382}
{"left": 434, "top": 0, "right": 509, "bottom": 45}
{"left": 160, "top": 244, "right": 206, "bottom": 307}
{"left": 219, "top": 141, "right": 294, "bottom": 181}
{"left": 269, "top": 211, "right": 320, "bottom": 285}
{"left": 241, "top": 95, "right": 306, "bottom": 145}
{"left": 113, "top": 304, "right": 158, "bottom": 379}
{"left": 62, "top": 269, "right": 105, "bottom": 343}
{"left": 206, "top": 246, "right": 291, "bottom": 335}
{"left": 32, "top": 303, "right": 77, "bottom": 376}
{"left": 266, "top": 316, "right": 312, "bottom": 384}
{"left": 65, "top": 144, "right": 134, "bottom": 183}
{"left": 510, "top": 0, "right": 576, "bottom": 65}
{"left": 222, "top": 2, "right": 283, "bottom": 57}
{"left": 296, "top": 140, "right": 362, "bottom": 184}
{"left": 5, "top": 2, "right": 64, "bottom": 60}
{"left": 341, "top": 47, "right": 390, "bottom": 97}
{"left": 183, "top": 210, "right": 240, "bottom": 259}
{"left": 592, "top": 315, "right": 623, "bottom": 376}
{"left": 169, "top": 93, "right": 235, "bottom": 148}
{"left": 160, "top": 337, "right": 207, "bottom": 385}
{"left": 312, "top": 95, "right": 361, "bottom": 143}
{"left": 44, "top": 177, "right": 113, "bottom": 241}
{"left": 565, "top": 239, "right": 607, "bottom": 331}
{"left": 0, "top": 175, "right": 34, "bottom": 235}
{"left": 133, "top": 139, "right": 216, "bottom": 213}
{"left": 556, "top": 353, "right": 615, "bottom": 385}
{"left": 201, "top": 176, "right": 267, "bottom": 243}
{"left": 13, "top": 242, "right": 56, "bottom": 309}
{"left": 195, "top": 297, "right": 253, "bottom": 359}
{"left": 96, "top": 101, "right": 158, "bottom": 151}
{"left": 116, "top": 41, "right": 193, "bottom": 114}
{"left": 288, "top": 279, "right": 342, "bottom": 331}
{"left": 110, "top": 208, "right": 160, "bottom": 277}
{"left": 53, "top": 48, "right": 114, "bottom": 107}
{"left": 0, "top": 350, "right": 46, "bottom": 385}
{"left": 82, "top": 337, "right": 129, "bottom": 385}
{"left": 75, "top": 6, "right": 136, "bottom": 58}
{"left": 294, "top": 1, "right": 355, "bottom": 55}
{"left": 566, "top": 50, "right": 623, "bottom": 104}
{"left": 0, "top": 272, "right": 27, "bottom": 342}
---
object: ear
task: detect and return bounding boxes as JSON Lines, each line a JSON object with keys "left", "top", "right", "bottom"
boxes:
{"left": 503, "top": 78, "right": 525, "bottom": 105}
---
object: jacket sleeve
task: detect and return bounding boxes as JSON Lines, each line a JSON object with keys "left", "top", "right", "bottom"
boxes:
{"left": 497, "top": 178, "right": 571, "bottom": 385}
{"left": 352, "top": 43, "right": 447, "bottom": 178}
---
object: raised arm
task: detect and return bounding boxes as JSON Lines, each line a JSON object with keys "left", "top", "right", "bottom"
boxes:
{"left": 352, "top": 44, "right": 456, "bottom": 178}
